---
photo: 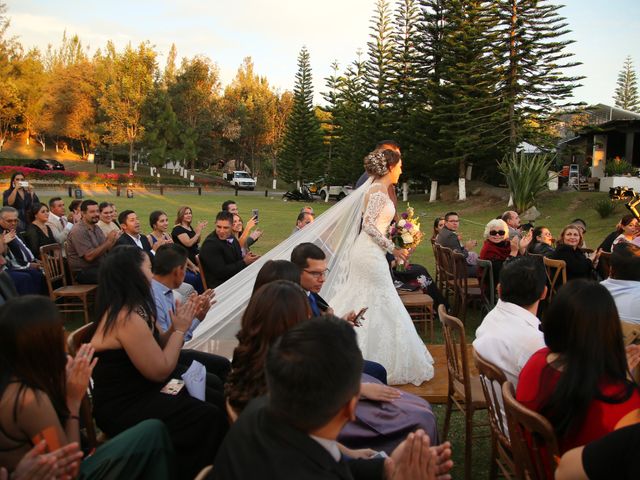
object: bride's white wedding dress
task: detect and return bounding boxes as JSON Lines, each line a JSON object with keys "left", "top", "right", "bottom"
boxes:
{"left": 329, "top": 183, "right": 434, "bottom": 386}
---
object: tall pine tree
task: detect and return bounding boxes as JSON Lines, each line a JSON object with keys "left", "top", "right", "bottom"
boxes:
{"left": 614, "top": 56, "right": 639, "bottom": 112}
{"left": 494, "top": 0, "right": 583, "bottom": 152}
{"left": 279, "top": 47, "right": 323, "bottom": 185}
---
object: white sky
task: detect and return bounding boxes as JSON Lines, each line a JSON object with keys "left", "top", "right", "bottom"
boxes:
{"left": 6, "top": 0, "right": 640, "bottom": 106}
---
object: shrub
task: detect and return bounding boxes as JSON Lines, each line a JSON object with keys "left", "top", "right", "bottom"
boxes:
{"left": 605, "top": 159, "right": 634, "bottom": 176}
{"left": 497, "top": 152, "right": 557, "bottom": 213}
{"left": 593, "top": 198, "right": 617, "bottom": 218}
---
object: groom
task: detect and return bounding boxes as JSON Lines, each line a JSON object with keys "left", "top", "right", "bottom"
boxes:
{"left": 291, "top": 242, "right": 388, "bottom": 384}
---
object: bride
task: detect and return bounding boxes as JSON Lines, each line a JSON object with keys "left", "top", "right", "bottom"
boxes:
{"left": 186, "top": 147, "right": 433, "bottom": 386}
{"left": 329, "top": 149, "right": 434, "bottom": 386}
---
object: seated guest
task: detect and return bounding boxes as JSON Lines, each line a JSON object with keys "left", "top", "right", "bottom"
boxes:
{"left": 252, "top": 259, "right": 301, "bottom": 294}
{"left": 479, "top": 219, "right": 531, "bottom": 282}
{"left": 601, "top": 242, "right": 640, "bottom": 325}
{"left": 116, "top": 210, "right": 154, "bottom": 257}
{"left": 292, "top": 211, "right": 314, "bottom": 233}
{"left": 0, "top": 296, "right": 175, "bottom": 479}
{"left": 148, "top": 210, "right": 202, "bottom": 293}
{"left": 431, "top": 216, "right": 445, "bottom": 243}
{"left": 97, "top": 202, "right": 120, "bottom": 237}
{"left": 151, "top": 243, "right": 230, "bottom": 410}
{"left": 612, "top": 214, "right": 639, "bottom": 249}
{"left": 435, "top": 211, "right": 478, "bottom": 276}
{"left": 291, "top": 242, "right": 388, "bottom": 384}
{"left": 67, "top": 200, "right": 120, "bottom": 284}
{"left": 551, "top": 225, "right": 594, "bottom": 281}
{"left": 171, "top": 206, "right": 207, "bottom": 265}
{"left": 232, "top": 214, "right": 261, "bottom": 255}
{"left": 516, "top": 280, "right": 640, "bottom": 454}
{"left": 528, "top": 225, "right": 555, "bottom": 256}
{"left": 200, "top": 211, "right": 259, "bottom": 288}
{"left": 501, "top": 210, "right": 521, "bottom": 239}
{"left": 598, "top": 215, "right": 629, "bottom": 253}
{"left": 555, "top": 423, "right": 640, "bottom": 480}
{"left": 474, "top": 256, "right": 547, "bottom": 387}
{"left": 24, "top": 203, "right": 57, "bottom": 258}
{"left": 46, "top": 197, "right": 73, "bottom": 245}
{"left": 67, "top": 199, "right": 82, "bottom": 225}
{"left": 221, "top": 200, "right": 238, "bottom": 215}
{"left": 571, "top": 218, "right": 588, "bottom": 248}
{"left": 90, "top": 246, "right": 227, "bottom": 479}
{"left": 215, "top": 316, "right": 451, "bottom": 480}
{"left": 0, "top": 206, "right": 45, "bottom": 295}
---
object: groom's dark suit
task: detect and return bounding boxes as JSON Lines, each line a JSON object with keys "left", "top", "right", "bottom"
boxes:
{"left": 212, "top": 397, "right": 384, "bottom": 480}
{"left": 200, "top": 232, "right": 246, "bottom": 288}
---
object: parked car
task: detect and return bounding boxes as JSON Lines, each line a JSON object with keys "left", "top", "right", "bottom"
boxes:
{"left": 319, "top": 184, "right": 353, "bottom": 201}
{"left": 223, "top": 170, "right": 256, "bottom": 190}
{"left": 24, "top": 158, "right": 65, "bottom": 171}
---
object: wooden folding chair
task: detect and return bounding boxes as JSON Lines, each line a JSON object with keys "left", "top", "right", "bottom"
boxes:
{"left": 67, "top": 323, "right": 101, "bottom": 450}
{"left": 451, "top": 251, "right": 481, "bottom": 322}
{"left": 474, "top": 351, "right": 515, "bottom": 479}
{"left": 439, "top": 305, "right": 488, "bottom": 480}
{"left": 598, "top": 250, "right": 611, "bottom": 279}
{"left": 196, "top": 254, "right": 208, "bottom": 290}
{"left": 401, "top": 292, "right": 434, "bottom": 341}
{"left": 40, "top": 244, "right": 96, "bottom": 324}
{"left": 502, "top": 382, "right": 560, "bottom": 480}
{"left": 476, "top": 258, "right": 496, "bottom": 316}
{"left": 542, "top": 257, "right": 566, "bottom": 300}
{"left": 438, "top": 245, "right": 457, "bottom": 304}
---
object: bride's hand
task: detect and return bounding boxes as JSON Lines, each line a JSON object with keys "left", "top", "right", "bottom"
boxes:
{"left": 393, "top": 247, "right": 409, "bottom": 263}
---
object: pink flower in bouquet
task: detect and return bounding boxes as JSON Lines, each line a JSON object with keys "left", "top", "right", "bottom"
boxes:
{"left": 401, "top": 212, "right": 409, "bottom": 219}
{"left": 390, "top": 227, "right": 397, "bottom": 235}
{"left": 405, "top": 223, "right": 413, "bottom": 230}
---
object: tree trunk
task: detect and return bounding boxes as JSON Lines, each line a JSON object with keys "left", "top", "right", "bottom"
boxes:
{"left": 458, "top": 159, "right": 467, "bottom": 201}
{"left": 429, "top": 180, "right": 438, "bottom": 203}
{"left": 129, "top": 140, "right": 134, "bottom": 176}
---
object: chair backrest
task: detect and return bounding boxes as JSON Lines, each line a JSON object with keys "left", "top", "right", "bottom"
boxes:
{"left": 542, "top": 257, "right": 566, "bottom": 300}
{"left": 67, "top": 322, "right": 96, "bottom": 355}
{"left": 598, "top": 251, "right": 612, "bottom": 279}
{"left": 196, "top": 254, "right": 208, "bottom": 290}
{"left": 476, "top": 258, "right": 495, "bottom": 313}
{"left": 502, "top": 382, "right": 560, "bottom": 480}
{"left": 438, "top": 304, "right": 471, "bottom": 401}
{"left": 66, "top": 322, "right": 99, "bottom": 448}
{"left": 474, "top": 350, "right": 511, "bottom": 449}
{"left": 40, "top": 244, "right": 67, "bottom": 296}
{"left": 439, "top": 246, "right": 456, "bottom": 282}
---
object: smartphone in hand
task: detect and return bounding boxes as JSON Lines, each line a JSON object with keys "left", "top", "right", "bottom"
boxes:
{"left": 252, "top": 209, "right": 259, "bottom": 223}
{"left": 353, "top": 307, "right": 368, "bottom": 327}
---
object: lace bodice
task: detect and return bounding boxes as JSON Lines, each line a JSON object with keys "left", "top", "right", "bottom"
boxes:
{"left": 362, "top": 185, "right": 395, "bottom": 253}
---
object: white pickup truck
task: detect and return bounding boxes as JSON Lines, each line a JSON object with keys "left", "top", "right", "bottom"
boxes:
{"left": 224, "top": 171, "right": 256, "bottom": 190}
{"left": 318, "top": 185, "right": 353, "bottom": 201}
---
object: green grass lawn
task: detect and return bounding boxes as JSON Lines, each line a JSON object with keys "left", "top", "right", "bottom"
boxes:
{"left": 59, "top": 186, "right": 619, "bottom": 478}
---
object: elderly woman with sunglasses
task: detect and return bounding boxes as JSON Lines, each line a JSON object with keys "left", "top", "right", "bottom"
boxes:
{"left": 480, "top": 218, "right": 532, "bottom": 282}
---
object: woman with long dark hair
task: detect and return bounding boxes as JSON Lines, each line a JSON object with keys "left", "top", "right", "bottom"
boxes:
{"left": 528, "top": 225, "right": 555, "bottom": 256}
{"left": 0, "top": 296, "right": 174, "bottom": 478}
{"left": 90, "top": 245, "right": 226, "bottom": 479}
{"left": 517, "top": 280, "right": 640, "bottom": 453}
{"left": 149, "top": 210, "right": 202, "bottom": 292}
{"left": 2, "top": 172, "right": 39, "bottom": 232}
{"left": 24, "top": 202, "right": 56, "bottom": 258}
{"left": 251, "top": 259, "right": 301, "bottom": 294}
{"left": 171, "top": 206, "right": 207, "bottom": 265}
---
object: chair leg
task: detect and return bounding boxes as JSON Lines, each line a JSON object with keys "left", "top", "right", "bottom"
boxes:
{"left": 464, "top": 410, "right": 473, "bottom": 480}
{"left": 82, "top": 295, "right": 90, "bottom": 324}
{"left": 442, "top": 393, "right": 453, "bottom": 441}
{"left": 489, "top": 435, "right": 498, "bottom": 480}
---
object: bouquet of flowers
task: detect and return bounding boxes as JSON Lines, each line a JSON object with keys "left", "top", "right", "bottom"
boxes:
{"left": 389, "top": 204, "right": 424, "bottom": 270}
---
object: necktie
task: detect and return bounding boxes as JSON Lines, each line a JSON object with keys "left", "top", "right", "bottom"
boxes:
{"left": 308, "top": 293, "right": 320, "bottom": 317}
{"left": 60, "top": 217, "right": 66, "bottom": 228}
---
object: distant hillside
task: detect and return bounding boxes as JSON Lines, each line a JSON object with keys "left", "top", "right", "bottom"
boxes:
{"left": 0, "top": 133, "right": 82, "bottom": 161}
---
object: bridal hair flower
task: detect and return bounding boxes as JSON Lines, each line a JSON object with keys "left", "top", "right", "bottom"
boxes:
{"left": 364, "top": 151, "right": 390, "bottom": 176}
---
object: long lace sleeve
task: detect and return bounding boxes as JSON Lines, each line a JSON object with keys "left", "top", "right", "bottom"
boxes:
{"left": 362, "top": 192, "right": 395, "bottom": 253}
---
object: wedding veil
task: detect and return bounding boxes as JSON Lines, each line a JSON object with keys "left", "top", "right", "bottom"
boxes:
{"left": 186, "top": 177, "right": 373, "bottom": 351}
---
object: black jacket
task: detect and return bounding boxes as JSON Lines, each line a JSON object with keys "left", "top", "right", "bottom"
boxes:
{"left": 116, "top": 233, "right": 154, "bottom": 259}
{"left": 212, "top": 397, "right": 384, "bottom": 480}
{"left": 200, "top": 233, "right": 245, "bottom": 288}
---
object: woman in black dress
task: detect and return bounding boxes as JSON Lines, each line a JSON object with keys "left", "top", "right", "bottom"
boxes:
{"left": 2, "top": 172, "right": 39, "bottom": 232}
{"left": 171, "top": 206, "right": 207, "bottom": 264}
{"left": 24, "top": 203, "right": 56, "bottom": 259}
{"left": 551, "top": 224, "right": 595, "bottom": 281}
{"left": 89, "top": 246, "right": 226, "bottom": 479}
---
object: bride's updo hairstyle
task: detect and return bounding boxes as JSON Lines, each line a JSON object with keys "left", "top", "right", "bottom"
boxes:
{"left": 364, "top": 149, "right": 401, "bottom": 177}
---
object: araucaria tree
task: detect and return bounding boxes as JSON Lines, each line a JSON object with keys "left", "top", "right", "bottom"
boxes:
{"left": 614, "top": 55, "right": 639, "bottom": 112}
{"left": 279, "top": 47, "right": 323, "bottom": 185}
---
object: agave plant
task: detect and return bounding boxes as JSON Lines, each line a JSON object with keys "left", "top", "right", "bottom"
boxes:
{"left": 497, "top": 152, "right": 557, "bottom": 213}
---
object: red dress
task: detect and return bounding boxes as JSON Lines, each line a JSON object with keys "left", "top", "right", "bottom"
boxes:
{"left": 516, "top": 347, "right": 640, "bottom": 453}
